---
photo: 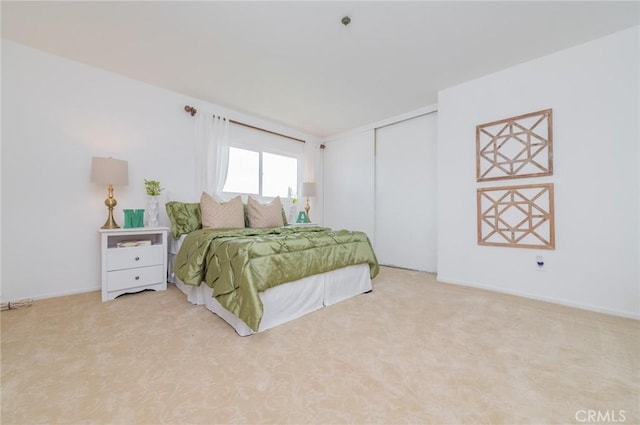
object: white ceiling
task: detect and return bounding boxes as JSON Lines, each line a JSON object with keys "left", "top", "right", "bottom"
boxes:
{"left": 2, "top": 1, "right": 638, "bottom": 137}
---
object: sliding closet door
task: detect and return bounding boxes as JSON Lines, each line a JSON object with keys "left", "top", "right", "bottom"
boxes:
{"left": 323, "top": 130, "right": 375, "bottom": 240}
{"left": 375, "top": 113, "right": 437, "bottom": 272}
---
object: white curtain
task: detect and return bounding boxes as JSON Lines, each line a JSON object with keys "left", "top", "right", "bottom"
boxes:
{"left": 193, "top": 112, "right": 207, "bottom": 195}
{"left": 194, "top": 113, "right": 230, "bottom": 197}
{"left": 210, "top": 115, "right": 230, "bottom": 196}
{"left": 303, "top": 141, "right": 323, "bottom": 183}
{"left": 302, "top": 141, "right": 323, "bottom": 223}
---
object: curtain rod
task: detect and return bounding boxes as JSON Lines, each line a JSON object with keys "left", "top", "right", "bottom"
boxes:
{"left": 184, "top": 105, "right": 305, "bottom": 144}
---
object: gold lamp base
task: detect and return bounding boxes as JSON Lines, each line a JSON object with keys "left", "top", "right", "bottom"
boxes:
{"left": 304, "top": 197, "right": 311, "bottom": 222}
{"left": 101, "top": 184, "right": 120, "bottom": 229}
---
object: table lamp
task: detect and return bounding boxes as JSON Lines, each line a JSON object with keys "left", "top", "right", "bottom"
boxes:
{"left": 302, "top": 182, "right": 317, "bottom": 222}
{"left": 91, "top": 157, "right": 129, "bottom": 229}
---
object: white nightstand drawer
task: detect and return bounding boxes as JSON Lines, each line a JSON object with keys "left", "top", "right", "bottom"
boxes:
{"left": 107, "top": 245, "right": 164, "bottom": 271}
{"left": 100, "top": 227, "right": 169, "bottom": 302}
{"left": 107, "top": 265, "right": 164, "bottom": 292}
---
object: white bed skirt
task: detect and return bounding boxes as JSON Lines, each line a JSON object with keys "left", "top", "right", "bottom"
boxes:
{"left": 168, "top": 235, "right": 373, "bottom": 335}
{"left": 171, "top": 263, "right": 372, "bottom": 336}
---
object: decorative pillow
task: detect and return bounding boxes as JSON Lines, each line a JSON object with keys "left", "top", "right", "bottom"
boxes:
{"left": 247, "top": 196, "right": 285, "bottom": 228}
{"left": 200, "top": 193, "right": 245, "bottom": 229}
{"left": 165, "top": 201, "right": 202, "bottom": 239}
{"left": 242, "top": 202, "right": 288, "bottom": 226}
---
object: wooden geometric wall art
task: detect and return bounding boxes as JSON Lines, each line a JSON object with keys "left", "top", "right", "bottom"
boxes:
{"left": 477, "top": 183, "right": 555, "bottom": 250}
{"left": 476, "top": 109, "right": 553, "bottom": 182}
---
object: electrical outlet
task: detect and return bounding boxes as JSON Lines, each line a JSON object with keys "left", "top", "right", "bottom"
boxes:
{"left": 535, "top": 255, "right": 546, "bottom": 272}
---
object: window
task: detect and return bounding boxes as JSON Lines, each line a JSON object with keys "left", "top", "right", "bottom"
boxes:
{"left": 223, "top": 147, "right": 299, "bottom": 198}
{"left": 223, "top": 147, "right": 259, "bottom": 194}
{"left": 263, "top": 152, "right": 298, "bottom": 198}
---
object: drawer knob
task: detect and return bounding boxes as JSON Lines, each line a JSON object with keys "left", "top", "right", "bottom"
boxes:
{"left": 134, "top": 256, "right": 140, "bottom": 261}
{"left": 135, "top": 276, "right": 140, "bottom": 280}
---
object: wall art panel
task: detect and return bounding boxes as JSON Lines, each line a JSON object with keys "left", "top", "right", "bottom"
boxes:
{"left": 477, "top": 183, "right": 555, "bottom": 250}
{"left": 476, "top": 109, "right": 553, "bottom": 181}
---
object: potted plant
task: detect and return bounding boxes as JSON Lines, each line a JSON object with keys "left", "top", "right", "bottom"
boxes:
{"left": 144, "top": 179, "right": 163, "bottom": 227}
{"left": 144, "top": 179, "right": 163, "bottom": 196}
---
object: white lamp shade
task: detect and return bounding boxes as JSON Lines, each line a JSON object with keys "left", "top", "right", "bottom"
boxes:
{"left": 302, "top": 182, "right": 317, "bottom": 197}
{"left": 90, "top": 157, "right": 129, "bottom": 186}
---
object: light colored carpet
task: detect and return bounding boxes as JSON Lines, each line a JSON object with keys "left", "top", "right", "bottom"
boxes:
{"left": 1, "top": 266, "right": 638, "bottom": 425}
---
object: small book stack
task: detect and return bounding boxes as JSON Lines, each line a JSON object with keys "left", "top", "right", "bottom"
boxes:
{"left": 117, "top": 240, "right": 152, "bottom": 248}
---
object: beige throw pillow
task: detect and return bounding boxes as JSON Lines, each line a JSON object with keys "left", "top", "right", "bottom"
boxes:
{"left": 200, "top": 193, "right": 245, "bottom": 229}
{"left": 247, "top": 196, "right": 284, "bottom": 228}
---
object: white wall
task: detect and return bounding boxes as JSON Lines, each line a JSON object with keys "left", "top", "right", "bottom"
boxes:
{"left": 322, "top": 130, "right": 375, "bottom": 240}
{"left": 321, "top": 105, "right": 438, "bottom": 259}
{"left": 1, "top": 39, "right": 316, "bottom": 302}
{"left": 321, "top": 112, "right": 439, "bottom": 272}
{"left": 437, "top": 26, "right": 639, "bottom": 318}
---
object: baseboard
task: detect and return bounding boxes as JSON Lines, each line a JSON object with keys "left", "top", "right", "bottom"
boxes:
{"left": 436, "top": 275, "right": 640, "bottom": 321}
{"left": 2, "top": 286, "right": 101, "bottom": 304}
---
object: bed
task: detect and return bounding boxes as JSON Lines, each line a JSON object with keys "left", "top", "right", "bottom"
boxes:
{"left": 166, "top": 198, "right": 379, "bottom": 336}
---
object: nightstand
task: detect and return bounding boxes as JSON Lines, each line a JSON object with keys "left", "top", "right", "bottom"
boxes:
{"left": 99, "top": 227, "right": 169, "bottom": 302}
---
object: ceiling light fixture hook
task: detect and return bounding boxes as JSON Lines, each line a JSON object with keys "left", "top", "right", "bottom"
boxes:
{"left": 341, "top": 16, "right": 351, "bottom": 26}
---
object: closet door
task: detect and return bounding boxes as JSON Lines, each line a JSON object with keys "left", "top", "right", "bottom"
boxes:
{"left": 375, "top": 113, "right": 437, "bottom": 272}
{"left": 323, "top": 130, "right": 375, "bottom": 240}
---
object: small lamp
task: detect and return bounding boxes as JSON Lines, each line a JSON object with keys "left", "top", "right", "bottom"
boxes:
{"left": 301, "top": 182, "right": 317, "bottom": 222}
{"left": 91, "top": 157, "right": 129, "bottom": 229}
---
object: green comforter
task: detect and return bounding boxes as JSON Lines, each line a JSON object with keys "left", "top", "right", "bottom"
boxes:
{"left": 173, "top": 226, "right": 379, "bottom": 331}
